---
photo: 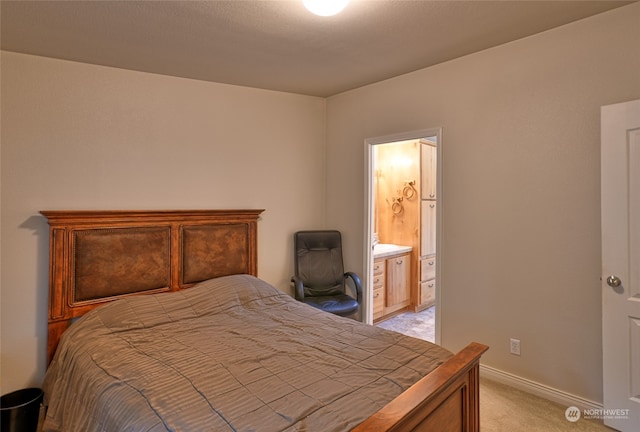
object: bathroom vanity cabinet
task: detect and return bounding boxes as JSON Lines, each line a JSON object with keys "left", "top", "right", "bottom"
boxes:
{"left": 373, "top": 250, "right": 411, "bottom": 322}
{"left": 417, "top": 255, "right": 436, "bottom": 310}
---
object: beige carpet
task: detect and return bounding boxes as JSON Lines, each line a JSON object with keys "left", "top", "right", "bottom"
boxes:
{"left": 481, "top": 378, "right": 616, "bottom": 432}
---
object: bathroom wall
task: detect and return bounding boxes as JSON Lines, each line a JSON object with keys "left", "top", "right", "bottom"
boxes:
{"left": 374, "top": 140, "right": 420, "bottom": 248}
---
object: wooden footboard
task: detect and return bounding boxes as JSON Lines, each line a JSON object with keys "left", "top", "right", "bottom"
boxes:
{"left": 353, "top": 342, "right": 489, "bottom": 432}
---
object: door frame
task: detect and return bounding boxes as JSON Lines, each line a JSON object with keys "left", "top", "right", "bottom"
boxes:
{"left": 364, "top": 127, "right": 443, "bottom": 344}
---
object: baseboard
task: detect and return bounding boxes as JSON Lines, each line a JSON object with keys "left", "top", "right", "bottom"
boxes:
{"left": 480, "top": 365, "right": 603, "bottom": 412}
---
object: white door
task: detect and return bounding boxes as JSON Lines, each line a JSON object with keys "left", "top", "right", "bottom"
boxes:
{"left": 601, "top": 99, "right": 640, "bottom": 432}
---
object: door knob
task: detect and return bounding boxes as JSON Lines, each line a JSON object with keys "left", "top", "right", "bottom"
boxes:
{"left": 606, "top": 275, "right": 622, "bottom": 287}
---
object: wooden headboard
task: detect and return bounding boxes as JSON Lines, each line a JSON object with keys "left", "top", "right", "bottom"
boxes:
{"left": 41, "top": 209, "right": 264, "bottom": 364}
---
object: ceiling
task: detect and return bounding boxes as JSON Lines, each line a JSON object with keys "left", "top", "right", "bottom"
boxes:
{"left": 1, "top": 0, "right": 633, "bottom": 97}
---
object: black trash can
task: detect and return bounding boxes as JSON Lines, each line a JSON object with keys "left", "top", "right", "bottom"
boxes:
{"left": 0, "top": 388, "right": 43, "bottom": 432}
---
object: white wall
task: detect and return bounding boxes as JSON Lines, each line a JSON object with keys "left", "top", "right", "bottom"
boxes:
{"left": 325, "top": 3, "right": 640, "bottom": 403}
{"left": 0, "top": 52, "right": 327, "bottom": 393}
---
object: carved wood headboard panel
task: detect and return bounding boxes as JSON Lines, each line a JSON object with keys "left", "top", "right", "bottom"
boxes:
{"left": 41, "top": 209, "right": 264, "bottom": 364}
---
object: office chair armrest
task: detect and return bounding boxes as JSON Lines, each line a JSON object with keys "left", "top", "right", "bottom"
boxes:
{"left": 291, "top": 275, "right": 306, "bottom": 300}
{"left": 344, "top": 272, "right": 363, "bottom": 304}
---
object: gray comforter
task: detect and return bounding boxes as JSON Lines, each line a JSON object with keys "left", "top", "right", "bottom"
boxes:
{"left": 43, "top": 274, "right": 451, "bottom": 431}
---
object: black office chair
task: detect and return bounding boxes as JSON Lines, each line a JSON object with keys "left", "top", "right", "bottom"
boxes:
{"left": 291, "top": 230, "right": 362, "bottom": 317}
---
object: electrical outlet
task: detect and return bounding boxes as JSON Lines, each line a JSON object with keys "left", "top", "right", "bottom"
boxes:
{"left": 510, "top": 338, "right": 521, "bottom": 356}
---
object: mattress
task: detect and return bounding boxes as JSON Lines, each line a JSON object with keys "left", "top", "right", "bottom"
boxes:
{"left": 42, "top": 274, "right": 452, "bottom": 431}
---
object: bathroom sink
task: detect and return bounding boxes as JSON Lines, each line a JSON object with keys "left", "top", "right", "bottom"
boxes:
{"left": 373, "top": 243, "right": 412, "bottom": 258}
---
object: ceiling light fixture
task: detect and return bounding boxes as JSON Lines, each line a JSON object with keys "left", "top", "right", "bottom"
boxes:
{"left": 303, "top": 0, "right": 349, "bottom": 17}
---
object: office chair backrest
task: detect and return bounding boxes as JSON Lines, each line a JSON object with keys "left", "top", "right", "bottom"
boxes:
{"left": 294, "top": 230, "right": 345, "bottom": 297}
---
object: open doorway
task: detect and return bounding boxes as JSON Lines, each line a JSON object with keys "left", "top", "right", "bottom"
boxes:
{"left": 364, "top": 128, "right": 442, "bottom": 344}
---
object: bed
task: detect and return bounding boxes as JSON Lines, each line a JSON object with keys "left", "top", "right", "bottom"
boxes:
{"left": 40, "top": 209, "right": 488, "bottom": 431}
